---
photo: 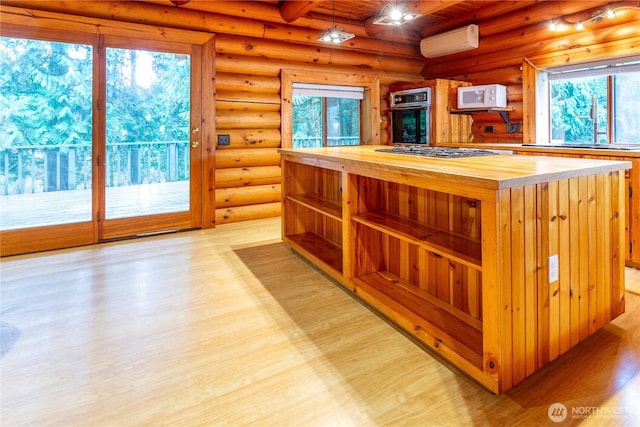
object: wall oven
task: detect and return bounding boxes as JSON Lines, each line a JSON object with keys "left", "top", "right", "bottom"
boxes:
{"left": 390, "top": 87, "right": 432, "bottom": 145}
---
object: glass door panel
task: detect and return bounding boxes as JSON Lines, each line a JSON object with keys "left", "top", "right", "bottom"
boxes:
{"left": 105, "top": 47, "right": 190, "bottom": 220}
{"left": 0, "top": 36, "right": 93, "bottom": 231}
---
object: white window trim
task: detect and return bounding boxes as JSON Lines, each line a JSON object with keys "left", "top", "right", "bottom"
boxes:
{"left": 292, "top": 83, "right": 364, "bottom": 99}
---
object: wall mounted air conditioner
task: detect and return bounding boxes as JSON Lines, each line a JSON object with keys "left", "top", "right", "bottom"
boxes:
{"left": 420, "top": 24, "right": 479, "bottom": 58}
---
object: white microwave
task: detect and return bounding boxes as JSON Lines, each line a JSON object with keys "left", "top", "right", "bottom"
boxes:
{"left": 457, "top": 84, "right": 507, "bottom": 109}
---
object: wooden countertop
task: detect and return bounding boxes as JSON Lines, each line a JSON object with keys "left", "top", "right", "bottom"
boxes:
{"left": 441, "top": 143, "right": 640, "bottom": 158}
{"left": 279, "top": 145, "right": 631, "bottom": 191}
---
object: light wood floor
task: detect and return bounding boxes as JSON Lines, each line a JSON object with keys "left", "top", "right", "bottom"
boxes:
{"left": 1, "top": 217, "right": 639, "bottom": 426}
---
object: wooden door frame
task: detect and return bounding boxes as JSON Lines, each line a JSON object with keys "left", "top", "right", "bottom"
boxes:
{"left": 0, "top": 6, "right": 215, "bottom": 256}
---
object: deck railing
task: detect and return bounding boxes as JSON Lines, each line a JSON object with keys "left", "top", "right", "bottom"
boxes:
{"left": 292, "top": 136, "right": 360, "bottom": 148}
{"left": 0, "top": 141, "right": 189, "bottom": 195}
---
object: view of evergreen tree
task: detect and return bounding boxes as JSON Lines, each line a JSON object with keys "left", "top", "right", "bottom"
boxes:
{"left": 106, "top": 48, "right": 190, "bottom": 145}
{"left": 550, "top": 76, "right": 607, "bottom": 144}
{"left": 0, "top": 37, "right": 191, "bottom": 195}
{"left": 292, "top": 95, "right": 359, "bottom": 148}
{"left": 106, "top": 48, "right": 190, "bottom": 185}
{"left": 0, "top": 37, "right": 93, "bottom": 149}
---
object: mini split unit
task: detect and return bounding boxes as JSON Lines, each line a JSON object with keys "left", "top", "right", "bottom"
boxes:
{"left": 420, "top": 24, "right": 479, "bottom": 58}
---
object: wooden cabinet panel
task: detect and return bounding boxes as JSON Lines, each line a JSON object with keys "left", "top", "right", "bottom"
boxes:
{"left": 280, "top": 147, "right": 628, "bottom": 393}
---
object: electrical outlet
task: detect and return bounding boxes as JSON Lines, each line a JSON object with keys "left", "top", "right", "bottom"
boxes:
{"left": 217, "top": 134, "right": 230, "bottom": 146}
{"left": 549, "top": 254, "right": 559, "bottom": 283}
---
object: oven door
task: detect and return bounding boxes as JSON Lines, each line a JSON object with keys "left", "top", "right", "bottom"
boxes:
{"left": 391, "top": 107, "right": 431, "bottom": 144}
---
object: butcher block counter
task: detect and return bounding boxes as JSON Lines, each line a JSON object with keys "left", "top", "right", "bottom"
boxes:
{"left": 279, "top": 145, "right": 631, "bottom": 394}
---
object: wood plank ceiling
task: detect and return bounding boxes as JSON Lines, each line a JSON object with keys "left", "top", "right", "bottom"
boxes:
{"left": 149, "top": 0, "right": 632, "bottom": 49}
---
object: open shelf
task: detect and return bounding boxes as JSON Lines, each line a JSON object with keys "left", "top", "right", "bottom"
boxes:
{"left": 286, "top": 193, "right": 342, "bottom": 221}
{"left": 450, "top": 107, "right": 521, "bottom": 133}
{"left": 354, "top": 270, "right": 483, "bottom": 369}
{"left": 285, "top": 232, "right": 343, "bottom": 274}
{"left": 352, "top": 211, "right": 482, "bottom": 271}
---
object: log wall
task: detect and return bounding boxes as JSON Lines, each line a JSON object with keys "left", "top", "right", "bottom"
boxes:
{"left": 213, "top": 34, "right": 423, "bottom": 224}
{"left": 2, "top": 0, "right": 638, "bottom": 226}
{"left": 420, "top": 0, "right": 640, "bottom": 144}
{"left": 0, "top": 2, "right": 424, "bottom": 226}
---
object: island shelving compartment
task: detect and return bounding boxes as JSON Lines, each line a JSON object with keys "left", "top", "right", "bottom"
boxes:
{"left": 280, "top": 146, "right": 630, "bottom": 394}
{"left": 281, "top": 159, "right": 344, "bottom": 281}
{"left": 350, "top": 177, "right": 484, "bottom": 372}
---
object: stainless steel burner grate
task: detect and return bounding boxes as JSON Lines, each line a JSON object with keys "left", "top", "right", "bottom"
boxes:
{"left": 376, "top": 146, "right": 498, "bottom": 158}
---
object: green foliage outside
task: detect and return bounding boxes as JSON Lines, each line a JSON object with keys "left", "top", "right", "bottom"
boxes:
{"left": 292, "top": 95, "right": 360, "bottom": 148}
{"left": 0, "top": 37, "right": 190, "bottom": 195}
{"left": 550, "top": 72, "right": 640, "bottom": 144}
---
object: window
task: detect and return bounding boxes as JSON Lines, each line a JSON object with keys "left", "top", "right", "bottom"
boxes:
{"left": 548, "top": 57, "right": 640, "bottom": 145}
{"left": 0, "top": 36, "right": 94, "bottom": 229}
{"left": 292, "top": 83, "right": 362, "bottom": 148}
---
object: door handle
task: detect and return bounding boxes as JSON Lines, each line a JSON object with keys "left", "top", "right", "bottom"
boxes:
{"left": 191, "top": 140, "right": 199, "bottom": 148}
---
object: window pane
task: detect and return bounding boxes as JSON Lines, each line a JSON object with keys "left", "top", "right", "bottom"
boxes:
{"left": 0, "top": 37, "right": 93, "bottom": 230}
{"left": 614, "top": 73, "right": 640, "bottom": 143}
{"left": 550, "top": 76, "right": 607, "bottom": 144}
{"left": 105, "top": 48, "right": 190, "bottom": 219}
{"left": 327, "top": 98, "right": 360, "bottom": 146}
{"left": 292, "top": 96, "right": 323, "bottom": 148}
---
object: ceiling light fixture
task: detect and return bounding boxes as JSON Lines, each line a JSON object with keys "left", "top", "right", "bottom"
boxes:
{"left": 548, "top": 5, "right": 639, "bottom": 31}
{"left": 318, "top": 0, "right": 355, "bottom": 44}
{"left": 373, "top": 3, "right": 421, "bottom": 26}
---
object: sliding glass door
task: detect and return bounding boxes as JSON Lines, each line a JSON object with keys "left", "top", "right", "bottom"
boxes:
{"left": 0, "top": 30, "right": 203, "bottom": 255}
{"left": 100, "top": 38, "right": 201, "bottom": 240}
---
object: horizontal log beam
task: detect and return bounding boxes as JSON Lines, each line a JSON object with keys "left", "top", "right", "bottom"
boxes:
{"left": 422, "top": 14, "right": 639, "bottom": 78}
{"left": 1, "top": 0, "right": 420, "bottom": 58}
{"left": 213, "top": 129, "right": 281, "bottom": 149}
{"left": 215, "top": 34, "right": 424, "bottom": 75}
{"left": 215, "top": 72, "right": 281, "bottom": 94}
{"left": 215, "top": 52, "right": 423, "bottom": 83}
{"left": 215, "top": 184, "right": 281, "bottom": 208}
{"left": 216, "top": 111, "right": 281, "bottom": 130}
{"left": 215, "top": 202, "right": 281, "bottom": 224}
{"left": 215, "top": 166, "right": 281, "bottom": 189}
{"left": 475, "top": 0, "right": 620, "bottom": 37}
{"left": 216, "top": 91, "right": 281, "bottom": 106}
{"left": 0, "top": 5, "right": 212, "bottom": 44}
{"left": 216, "top": 100, "right": 280, "bottom": 113}
{"left": 215, "top": 148, "right": 281, "bottom": 168}
{"left": 279, "top": 0, "right": 322, "bottom": 23}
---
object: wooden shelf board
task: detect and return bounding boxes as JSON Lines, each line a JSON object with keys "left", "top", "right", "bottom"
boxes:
{"left": 354, "top": 271, "right": 483, "bottom": 370}
{"left": 375, "top": 270, "right": 482, "bottom": 332}
{"left": 287, "top": 194, "right": 342, "bottom": 221}
{"left": 285, "top": 232, "right": 343, "bottom": 274}
{"left": 352, "top": 211, "right": 482, "bottom": 271}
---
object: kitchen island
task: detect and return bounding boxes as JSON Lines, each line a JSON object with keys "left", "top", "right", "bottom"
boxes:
{"left": 279, "top": 145, "right": 630, "bottom": 394}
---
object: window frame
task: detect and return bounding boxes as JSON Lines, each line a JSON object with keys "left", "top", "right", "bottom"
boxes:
{"left": 522, "top": 55, "right": 640, "bottom": 146}
{"left": 291, "top": 85, "right": 363, "bottom": 148}
{"left": 281, "top": 69, "right": 381, "bottom": 148}
{"left": 547, "top": 58, "right": 640, "bottom": 145}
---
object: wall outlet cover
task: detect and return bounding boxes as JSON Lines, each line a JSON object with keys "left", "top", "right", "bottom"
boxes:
{"left": 218, "top": 134, "right": 230, "bottom": 146}
{"left": 548, "top": 254, "right": 559, "bottom": 283}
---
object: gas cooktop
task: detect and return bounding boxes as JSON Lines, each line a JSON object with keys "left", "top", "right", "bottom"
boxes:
{"left": 376, "top": 145, "right": 499, "bottom": 158}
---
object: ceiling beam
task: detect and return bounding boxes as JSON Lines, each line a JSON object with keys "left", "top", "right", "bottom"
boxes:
{"left": 279, "top": 0, "right": 323, "bottom": 23}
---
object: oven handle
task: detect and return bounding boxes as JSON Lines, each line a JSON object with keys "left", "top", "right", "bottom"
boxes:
{"left": 390, "top": 104, "right": 431, "bottom": 110}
